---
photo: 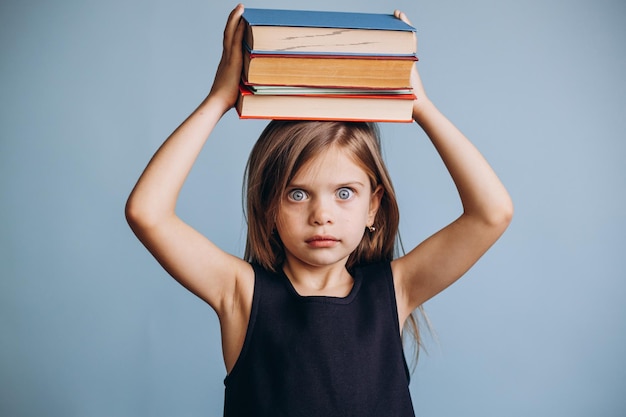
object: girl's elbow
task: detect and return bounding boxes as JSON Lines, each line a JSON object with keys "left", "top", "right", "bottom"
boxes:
{"left": 125, "top": 197, "right": 143, "bottom": 230}
{"left": 125, "top": 196, "right": 156, "bottom": 231}
{"left": 489, "top": 197, "right": 514, "bottom": 231}
{"left": 125, "top": 194, "right": 175, "bottom": 235}
{"left": 470, "top": 194, "right": 513, "bottom": 232}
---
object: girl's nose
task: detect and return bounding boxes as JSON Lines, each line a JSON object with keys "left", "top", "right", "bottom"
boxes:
{"left": 310, "top": 197, "right": 333, "bottom": 225}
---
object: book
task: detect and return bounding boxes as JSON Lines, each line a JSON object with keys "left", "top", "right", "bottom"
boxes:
{"left": 247, "top": 85, "right": 413, "bottom": 95}
{"left": 243, "top": 50, "right": 417, "bottom": 89}
{"left": 242, "top": 8, "right": 417, "bottom": 56}
{"left": 237, "top": 8, "right": 418, "bottom": 122}
{"left": 236, "top": 83, "right": 415, "bottom": 122}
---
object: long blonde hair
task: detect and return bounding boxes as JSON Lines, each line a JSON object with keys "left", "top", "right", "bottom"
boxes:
{"left": 243, "top": 120, "right": 426, "bottom": 362}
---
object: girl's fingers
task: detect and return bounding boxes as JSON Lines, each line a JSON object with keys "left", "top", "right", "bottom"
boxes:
{"left": 223, "top": 4, "right": 245, "bottom": 47}
{"left": 232, "top": 13, "right": 245, "bottom": 48}
{"left": 393, "top": 9, "right": 412, "bottom": 26}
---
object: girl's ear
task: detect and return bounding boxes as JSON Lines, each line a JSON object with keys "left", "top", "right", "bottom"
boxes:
{"left": 368, "top": 185, "right": 384, "bottom": 224}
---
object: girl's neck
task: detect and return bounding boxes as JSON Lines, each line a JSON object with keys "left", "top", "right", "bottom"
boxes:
{"left": 282, "top": 261, "right": 354, "bottom": 298}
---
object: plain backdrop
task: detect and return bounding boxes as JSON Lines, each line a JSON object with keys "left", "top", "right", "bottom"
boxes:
{"left": 1, "top": 0, "right": 625, "bottom": 416}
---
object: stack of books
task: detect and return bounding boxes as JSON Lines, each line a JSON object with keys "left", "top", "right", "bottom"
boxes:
{"left": 236, "top": 8, "right": 418, "bottom": 122}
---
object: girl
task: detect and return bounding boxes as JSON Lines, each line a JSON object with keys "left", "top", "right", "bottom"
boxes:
{"left": 126, "top": 4, "right": 513, "bottom": 416}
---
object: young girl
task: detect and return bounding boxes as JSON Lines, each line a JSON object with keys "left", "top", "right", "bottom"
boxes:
{"left": 126, "top": 4, "right": 513, "bottom": 416}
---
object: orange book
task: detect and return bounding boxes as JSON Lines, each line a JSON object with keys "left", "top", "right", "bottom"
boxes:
{"left": 243, "top": 51, "right": 416, "bottom": 89}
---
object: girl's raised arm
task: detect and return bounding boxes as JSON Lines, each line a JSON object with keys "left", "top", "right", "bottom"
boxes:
{"left": 391, "top": 11, "right": 514, "bottom": 326}
{"left": 125, "top": 4, "right": 253, "bottom": 319}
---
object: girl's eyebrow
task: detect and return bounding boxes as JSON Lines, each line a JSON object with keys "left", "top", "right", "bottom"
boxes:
{"left": 287, "top": 181, "right": 366, "bottom": 189}
{"left": 337, "top": 181, "right": 366, "bottom": 188}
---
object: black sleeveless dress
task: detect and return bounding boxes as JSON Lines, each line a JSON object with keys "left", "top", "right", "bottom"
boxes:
{"left": 223, "top": 262, "right": 415, "bottom": 417}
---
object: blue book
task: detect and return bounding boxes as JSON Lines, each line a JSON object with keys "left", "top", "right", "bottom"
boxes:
{"left": 242, "top": 8, "right": 417, "bottom": 56}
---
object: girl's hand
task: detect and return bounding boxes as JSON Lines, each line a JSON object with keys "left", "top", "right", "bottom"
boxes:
{"left": 393, "top": 10, "right": 431, "bottom": 120}
{"left": 208, "top": 4, "right": 246, "bottom": 113}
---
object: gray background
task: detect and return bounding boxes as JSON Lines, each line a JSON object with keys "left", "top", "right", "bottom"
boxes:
{"left": 1, "top": 0, "right": 625, "bottom": 416}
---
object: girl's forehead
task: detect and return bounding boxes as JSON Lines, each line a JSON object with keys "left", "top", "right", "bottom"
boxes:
{"left": 291, "top": 147, "right": 369, "bottom": 184}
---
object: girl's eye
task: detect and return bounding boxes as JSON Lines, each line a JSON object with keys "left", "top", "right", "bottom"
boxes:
{"left": 336, "top": 188, "right": 354, "bottom": 200}
{"left": 287, "top": 189, "right": 307, "bottom": 201}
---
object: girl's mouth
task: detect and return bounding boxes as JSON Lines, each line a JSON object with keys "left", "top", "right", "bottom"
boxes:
{"left": 306, "top": 235, "right": 339, "bottom": 247}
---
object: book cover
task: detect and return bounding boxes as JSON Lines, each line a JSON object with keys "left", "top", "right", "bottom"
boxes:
{"left": 242, "top": 8, "right": 416, "bottom": 32}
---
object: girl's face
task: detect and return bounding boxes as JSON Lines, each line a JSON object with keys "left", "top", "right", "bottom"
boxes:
{"left": 276, "top": 146, "right": 381, "bottom": 272}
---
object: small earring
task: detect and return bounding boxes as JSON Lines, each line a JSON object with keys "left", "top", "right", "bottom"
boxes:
{"left": 367, "top": 225, "right": 376, "bottom": 233}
